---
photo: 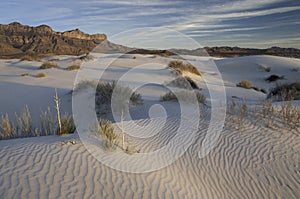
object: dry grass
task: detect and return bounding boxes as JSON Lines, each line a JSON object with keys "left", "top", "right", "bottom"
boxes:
{"left": 66, "top": 65, "right": 80, "bottom": 71}
{"left": 267, "top": 82, "right": 300, "bottom": 100}
{"left": 236, "top": 80, "right": 253, "bottom": 89}
{"left": 91, "top": 119, "right": 119, "bottom": 151}
{"left": 20, "top": 55, "right": 41, "bottom": 62}
{"left": 168, "top": 60, "right": 201, "bottom": 76}
{"left": 56, "top": 113, "right": 76, "bottom": 135}
{"left": 15, "top": 106, "right": 33, "bottom": 137}
{"left": 40, "top": 107, "right": 55, "bottom": 136}
{"left": 160, "top": 90, "right": 206, "bottom": 104}
{"left": 36, "top": 72, "right": 46, "bottom": 78}
{"left": 0, "top": 114, "right": 17, "bottom": 140}
{"left": 96, "top": 81, "right": 143, "bottom": 105}
{"left": 21, "top": 72, "right": 29, "bottom": 76}
{"left": 40, "top": 62, "right": 58, "bottom": 69}
{"left": 167, "top": 76, "right": 199, "bottom": 90}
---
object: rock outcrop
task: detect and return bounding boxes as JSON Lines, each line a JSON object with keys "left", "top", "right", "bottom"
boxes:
{"left": 0, "top": 22, "right": 107, "bottom": 58}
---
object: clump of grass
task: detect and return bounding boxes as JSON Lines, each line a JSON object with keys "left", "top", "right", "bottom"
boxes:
{"left": 66, "top": 65, "right": 80, "bottom": 71}
{"left": 160, "top": 90, "right": 206, "bottom": 104}
{"left": 56, "top": 113, "right": 76, "bottom": 135}
{"left": 73, "top": 80, "right": 98, "bottom": 93}
{"left": 168, "top": 60, "right": 201, "bottom": 76}
{"left": 91, "top": 119, "right": 119, "bottom": 151}
{"left": 49, "top": 58, "right": 60, "bottom": 61}
{"left": 15, "top": 106, "right": 33, "bottom": 137}
{"left": 0, "top": 114, "right": 17, "bottom": 140}
{"left": 167, "top": 76, "right": 199, "bottom": 90}
{"left": 259, "top": 64, "right": 272, "bottom": 72}
{"left": 20, "top": 55, "right": 41, "bottom": 62}
{"left": 96, "top": 81, "right": 143, "bottom": 105}
{"left": 36, "top": 72, "right": 46, "bottom": 78}
{"left": 267, "top": 82, "right": 300, "bottom": 101}
{"left": 265, "top": 74, "right": 285, "bottom": 83}
{"left": 40, "top": 62, "right": 58, "bottom": 69}
{"left": 291, "top": 67, "right": 299, "bottom": 72}
{"left": 21, "top": 72, "right": 29, "bottom": 76}
{"left": 236, "top": 80, "right": 253, "bottom": 89}
{"left": 40, "top": 107, "right": 55, "bottom": 136}
{"left": 78, "top": 53, "right": 94, "bottom": 61}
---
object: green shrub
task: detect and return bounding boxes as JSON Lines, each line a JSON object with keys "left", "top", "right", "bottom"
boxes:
{"left": 168, "top": 60, "right": 201, "bottom": 76}
{"left": 236, "top": 80, "right": 253, "bottom": 89}
{"left": 40, "top": 62, "right": 58, "bottom": 69}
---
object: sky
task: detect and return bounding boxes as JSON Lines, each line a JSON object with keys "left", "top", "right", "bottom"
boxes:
{"left": 0, "top": 0, "right": 300, "bottom": 49}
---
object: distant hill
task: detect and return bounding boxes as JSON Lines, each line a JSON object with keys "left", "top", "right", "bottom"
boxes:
{"left": 0, "top": 22, "right": 299, "bottom": 58}
{"left": 0, "top": 22, "right": 107, "bottom": 58}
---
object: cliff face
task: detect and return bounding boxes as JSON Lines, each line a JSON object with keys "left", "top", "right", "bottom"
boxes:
{"left": 0, "top": 22, "right": 107, "bottom": 58}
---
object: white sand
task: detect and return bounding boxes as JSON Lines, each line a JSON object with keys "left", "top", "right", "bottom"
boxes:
{"left": 0, "top": 54, "right": 299, "bottom": 198}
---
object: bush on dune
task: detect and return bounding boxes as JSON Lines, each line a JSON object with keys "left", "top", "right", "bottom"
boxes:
{"left": 236, "top": 80, "right": 253, "bottom": 89}
{"left": 160, "top": 90, "right": 206, "bottom": 104}
{"left": 40, "top": 62, "right": 58, "bottom": 69}
{"left": 168, "top": 60, "right": 202, "bottom": 76}
{"left": 267, "top": 82, "right": 300, "bottom": 101}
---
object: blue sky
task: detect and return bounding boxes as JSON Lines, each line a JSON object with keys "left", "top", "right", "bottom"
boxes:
{"left": 1, "top": 0, "right": 299, "bottom": 48}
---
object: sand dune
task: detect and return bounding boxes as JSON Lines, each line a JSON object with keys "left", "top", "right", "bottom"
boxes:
{"left": 0, "top": 54, "right": 299, "bottom": 198}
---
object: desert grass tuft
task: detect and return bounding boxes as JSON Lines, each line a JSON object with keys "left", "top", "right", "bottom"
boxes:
{"left": 168, "top": 60, "right": 201, "bottom": 76}
{"left": 236, "top": 80, "right": 253, "bottom": 89}
{"left": 40, "top": 62, "right": 58, "bottom": 69}
{"left": 36, "top": 72, "right": 46, "bottom": 78}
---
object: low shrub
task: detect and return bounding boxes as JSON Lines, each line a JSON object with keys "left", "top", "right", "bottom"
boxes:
{"left": 66, "top": 65, "right": 80, "bottom": 71}
{"left": 96, "top": 81, "right": 143, "bottom": 105}
{"left": 265, "top": 74, "right": 285, "bottom": 82}
{"left": 160, "top": 90, "right": 206, "bottom": 104}
{"left": 0, "top": 114, "right": 17, "bottom": 140}
{"left": 56, "top": 113, "right": 76, "bottom": 135}
{"left": 21, "top": 73, "right": 29, "bottom": 76}
{"left": 167, "top": 76, "right": 199, "bottom": 90}
{"left": 40, "top": 62, "right": 58, "bottom": 69}
{"left": 20, "top": 55, "right": 41, "bottom": 62}
{"left": 236, "top": 80, "right": 253, "bottom": 89}
{"left": 168, "top": 60, "right": 201, "bottom": 76}
{"left": 36, "top": 72, "right": 46, "bottom": 78}
{"left": 267, "top": 82, "right": 300, "bottom": 100}
{"left": 91, "top": 119, "right": 119, "bottom": 150}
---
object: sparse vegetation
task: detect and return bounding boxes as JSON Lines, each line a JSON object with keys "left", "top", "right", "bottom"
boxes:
{"left": 91, "top": 119, "right": 119, "bottom": 151}
{"left": 0, "top": 114, "right": 17, "bottom": 139}
{"left": 265, "top": 74, "right": 285, "bottom": 82}
{"left": 36, "top": 72, "right": 46, "bottom": 78}
{"left": 96, "top": 81, "right": 143, "bottom": 105}
{"left": 167, "top": 76, "right": 199, "bottom": 90}
{"left": 15, "top": 106, "right": 33, "bottom": 137}
{"left": 236, "top": 80, "right": 253, "bottom": 89}
{"left": 267, "top": 82, "right": 300, "bottom": 100}
{"left": 160, "top": 90, "right": 206, "bottom": 104}
{"left": 66, "top": 64, "right": 80, "bottom": 71}
{"left": 40, "top": 107, "right": 55, "bottom": 136}
{"left": 20, "top": 55, "right": 41, "bottom": 62}
{"left": 21, "top": 72, "right": 29, "bottom": 76}
{"left": 40, "top": 62, "right": 58, "bottom": 69}
{"left": 49, "top": 58, "right": 60, "bottom": 61}
{"left": 259, "top": 64, "right": 272, "bottom": 72}
{"left": 56, "top": 113, "right": 76, "bottom": 135}
{"left": 78, "top": 53, "right": 94, "bottom": 61}
{"left": 168, "top": 60, "right": 201, "bottom": 76}
{"left": 291, "top": 67, "right": 299, "bottom": 72}
{"left": 73, "top": 80, "right": 98, "bottom": 93}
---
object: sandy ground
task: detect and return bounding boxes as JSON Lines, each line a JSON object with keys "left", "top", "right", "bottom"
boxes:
{"left": 0, "top": 54, "right": 299, "bottom": 198}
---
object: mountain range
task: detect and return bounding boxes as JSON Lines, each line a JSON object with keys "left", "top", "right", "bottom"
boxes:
{"left": 0, "top": 22, "right": 299, "bottom": 58}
